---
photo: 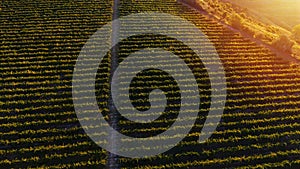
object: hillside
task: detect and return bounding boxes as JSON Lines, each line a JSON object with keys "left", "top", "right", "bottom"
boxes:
{"left": 183, "top": 1, "right": 300, "bottom": 60}
{"left": 223, "top": 0, "right": 300, "bottom": 31}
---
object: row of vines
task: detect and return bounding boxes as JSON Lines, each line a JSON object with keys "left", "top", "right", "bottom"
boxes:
{"left": 0, "top": 0, "right": 299, "bottom": 168}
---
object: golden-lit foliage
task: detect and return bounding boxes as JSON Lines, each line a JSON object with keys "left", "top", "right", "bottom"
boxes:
{"left": 292, "top": 24, "right": 300, "bottom": 43}
{"left": 185, "top": 0, "right": 300, "bottom": 59}
{"left": 225, "top": 0, "right": 300, "bottom": 30}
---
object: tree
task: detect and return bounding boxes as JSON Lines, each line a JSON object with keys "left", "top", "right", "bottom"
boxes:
{"left": 271, "top": 34, "right": 294, "bottom": 53}
{"left": 228, "top": 13, "right": 243, "bottom": 29}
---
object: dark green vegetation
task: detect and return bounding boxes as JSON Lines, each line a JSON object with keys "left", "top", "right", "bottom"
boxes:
{"left": 1, "top": 0, "right": 300, "bottom": 168}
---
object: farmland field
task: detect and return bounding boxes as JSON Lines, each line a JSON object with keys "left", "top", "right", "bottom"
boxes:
{"left": 1, "top": 0, "right": 300, "bottom": 168}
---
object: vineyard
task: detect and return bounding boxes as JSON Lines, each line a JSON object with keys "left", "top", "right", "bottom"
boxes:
{"left": 1, "top": 0, "right": 300, "bottom": 168}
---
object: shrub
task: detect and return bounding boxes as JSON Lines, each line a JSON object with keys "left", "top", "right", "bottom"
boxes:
{"left": 292, "top": 24, "right": 300, "bottom": 43}
{"left": 271, "top": 34, "right": 294, "bottom": 53}
{"left": 228, "top": 13, "right": 243, "bottom": 29}
{"left": 292, "top": 44, "right": 300, "bottom": 59}
{"left": 254, "top": 31, "right": 265, "bottom": 40}
{"left": 242, "top": 26, "right": 254, "bottom": 37}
